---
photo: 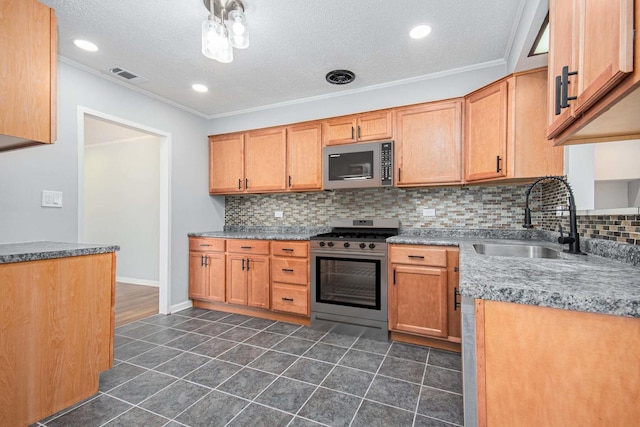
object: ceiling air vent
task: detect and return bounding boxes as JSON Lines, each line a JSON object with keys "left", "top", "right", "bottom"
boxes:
{"left": 326, "top": 69, "right": 356, "bottom": 85}
{"left": 108, "top": 66, "right": 148, "bottom": 84}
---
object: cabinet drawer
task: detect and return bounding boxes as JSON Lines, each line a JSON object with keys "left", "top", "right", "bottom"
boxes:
{"left": 271, "top": 258, "right": 308, "bottom": 285}
{"left": 271, "top": 283, "right": 308, "bottom": 316}
{"left": 189, "top": 238, "right": 225, "bottom": 252}
{"left": 390, "top": 245, "right": 447, "bottom": 267}
{"left": 226, "top": 239, "right": 270, "bottom": 255}
{"left": 271, "top": 241, "right": 309, "bottom": 258}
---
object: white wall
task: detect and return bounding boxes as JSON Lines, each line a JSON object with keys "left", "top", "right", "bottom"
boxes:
{"left": 594, "top": 181, "right": 629, "bottom": 209}
{"left": 629, "top": 180, "right": 640, "bottom": 206}
{"left": 84, "top": 136, "right": 160, "bottom": 283}
{"left": 565, "top": 144, "right": 595, "bottom": 210}
{"left": 209, "top": 62, "right": 508, "bottom": 134}
{"left": 0, "top": 60, "right": 225, "bottom": 309}
{"left": 594, "top": 139, "right": 640, "bottom": 181}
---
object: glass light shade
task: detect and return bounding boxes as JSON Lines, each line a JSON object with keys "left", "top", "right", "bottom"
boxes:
{"left": 202, "top": 19, "right": 233, "bottom": 63}
{"left": 228, "top": 9, "right": 249, "bottom": 49}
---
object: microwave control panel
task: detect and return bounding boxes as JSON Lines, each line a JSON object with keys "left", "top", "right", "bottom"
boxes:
{"left": 381, "top": 142, "right": 393, "bottom": 186}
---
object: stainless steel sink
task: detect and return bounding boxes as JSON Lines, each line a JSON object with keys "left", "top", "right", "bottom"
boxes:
{"left": 473, "top": 243, "right": 560, "bottom": 259}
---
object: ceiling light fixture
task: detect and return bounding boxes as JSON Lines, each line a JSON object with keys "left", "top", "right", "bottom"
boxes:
{"left": 409, "top": 25, "right": 432, "bottom": 40}
{"left": 192, "top": 83, "right": 209, "bottom": 93}
{"left": 74, "top": 39, "right": 99, "bottom": 52}
{"left": 202, "top": 0, "right": 249, "bottom": 63}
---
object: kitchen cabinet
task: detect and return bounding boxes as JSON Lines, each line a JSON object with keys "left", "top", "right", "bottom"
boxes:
{"left": 395, "top": 100, "right": 463, "bottom": 186}
{"left": 475, "top": 299, "right": 640, "bottom": 426}
{"left": 209, "top": 128, "right": 286, "bottom": 194}
{"left": 548, "top": 0, "right": 640, "bottom": 145}
{"left": 323, "top": 110, "right": 393, "bottom": 145}
{"left": 226, "top": 239, "right": 270, "bottom": 308}
{"left": 270, "top": 241, "right": 309, "bottom": 316}
{"left": 0, "top": 0, "right": 57, "bottom": 151}
{"left": 389, "top": 245, "right": 460, "bottom": 341}
{"left": 547, "top": 0, "right": 634, "bottom": 139}
{"left": 209, "top": 133, "right": 244, "bottom": 194}
{"left": 286, "top": 122, "right": 322, "bottom": 191}
{"left": 1, "top": 252, "right": 115, "bottom": 426}
{"left": 465, "top": 68, "right": 564, "bottom": 183}
{"left": 188, "top": 237, "right": 225, "bottom": 302}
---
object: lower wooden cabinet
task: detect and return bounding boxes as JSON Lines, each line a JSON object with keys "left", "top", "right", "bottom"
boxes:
{"left": 476, "top": 300, "right": 640, "bottom": 426}
{"left": 189, "top": 238, "right": 309, "bottom": 317}
{"left": 388, "top": 245, "right": 461, "bottom": 344}
{"left": 189, "top": 238, "right": 225, "bottom": 302}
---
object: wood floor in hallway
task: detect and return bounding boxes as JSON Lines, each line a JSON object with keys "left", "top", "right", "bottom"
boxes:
{"left": 115, "top": 282, "right": 159, "bottom": 327}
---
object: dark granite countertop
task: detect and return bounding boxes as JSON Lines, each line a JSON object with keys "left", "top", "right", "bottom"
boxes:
{"left": 389, "top": 230, "right": 640, "bottom": 319}
{"left": 0, "top": 242, "right": 120, "bottom": 264}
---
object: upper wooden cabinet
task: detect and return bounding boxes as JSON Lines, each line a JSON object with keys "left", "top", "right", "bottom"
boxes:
{"left": 396, "top": 100, "right": 463, "bottom": 186}
{"left": 0, "top": 0, "right": 57, "bottom": 151}
{"left": 286, "top": 122, "right": 322, "bottom": 191}
{"left": 465, "top": 68, "right": 564, "bottom": 183}
{"left": 323, "top": 110, "right": 393, "bottom": 145}
{"left": 245, "top": 128, "right": 287, "bottom": 193}
{"left": 209, "top": 128, "right": 286, "bottom": 194}
{"left": 548, "top": 0, "right": 638, "bottom": 144}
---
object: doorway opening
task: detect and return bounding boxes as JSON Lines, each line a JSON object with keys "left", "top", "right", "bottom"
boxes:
{"left": 77, "top": 108, "right": 171, "bottom": 319}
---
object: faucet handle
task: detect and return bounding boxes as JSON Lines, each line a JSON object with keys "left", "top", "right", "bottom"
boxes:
{"left": 558, "top": 224, "right": 575, "bottom": 245}
{"left": 558, "top": 224, "right": 563, "bottom": 236}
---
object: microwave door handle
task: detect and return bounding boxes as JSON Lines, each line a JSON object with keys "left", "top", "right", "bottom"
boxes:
{"left": 343, "top": 176, "right": 372, "bottom": 180}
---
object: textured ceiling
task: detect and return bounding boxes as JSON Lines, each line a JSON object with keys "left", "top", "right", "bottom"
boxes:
{"left": 41, "top": 0, "right": 529, "bottom": 118}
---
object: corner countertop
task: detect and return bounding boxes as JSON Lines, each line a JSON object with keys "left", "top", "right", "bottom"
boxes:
{"left": 189, "top": 231, "right": 315, "bottom": 241}
{"left": 0, "top": 242, "right": 120, "bottom": 264}
{"left": 388, "top": 233, "right": 640, "bottom": 319}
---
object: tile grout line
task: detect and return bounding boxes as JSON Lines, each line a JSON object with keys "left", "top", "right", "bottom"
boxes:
{"left": 411, "top": 347, "right": 431, "bottom": 427}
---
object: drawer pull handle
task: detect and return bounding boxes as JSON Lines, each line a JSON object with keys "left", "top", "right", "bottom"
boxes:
{"left": 281, "top": 248, "right": 294, "bottom": 252}
{"left": 282, "top": 297, "right": 294, "bottom": 302}
{"left": 241, "top": 246, "right": 252, "bottom": 249}
{"left": 408, "top": 255, "right": 425, "bottom": 259}
{"left": 282, "top": 268, "right": 294, "bottom": 272}
{"left": 199, "top": 244, "right": 212, "bottom": 247}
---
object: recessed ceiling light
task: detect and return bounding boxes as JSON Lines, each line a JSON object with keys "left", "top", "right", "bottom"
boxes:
{"left": 410, "top": 25, "right": 432, "bottom": 40}
{"left": 73, "top": 39, "right": 99, "bottom": 52}
{"left": 192, "top": 84, "right": 209, "bottom": 93}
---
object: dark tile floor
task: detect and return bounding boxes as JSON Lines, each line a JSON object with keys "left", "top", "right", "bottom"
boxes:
{"left": 35, "top": 308, "right": 464, "bottom": 427}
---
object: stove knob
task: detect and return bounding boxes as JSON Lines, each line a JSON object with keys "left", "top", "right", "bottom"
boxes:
{"left": 369, "top": 243, "right": 376, "bottom": 249}
{"left": 359, "top": 243, "right": 366, "bottom": 249}
{"left": 319, "top": 241, "right": 325, "bottom": 247}
{"left": 344, "top": 242, "right": 350, "bottom": 248}
{"left": 327, "top": 242, "right": 334, "bottom": 247}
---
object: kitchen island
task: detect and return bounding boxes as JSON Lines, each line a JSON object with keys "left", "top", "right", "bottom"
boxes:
{"left": 390, "top": 230, "right": 640, "bottom": 427}
{"left": 0, "top": 242, "right": 119, "bottom": 427}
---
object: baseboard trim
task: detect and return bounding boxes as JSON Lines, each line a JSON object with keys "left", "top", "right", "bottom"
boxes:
{"left": 170, "top": 300, "right": 193, "bottom": 314}
{"left": 116, "top": 277, "right": 160, "bottom": 287}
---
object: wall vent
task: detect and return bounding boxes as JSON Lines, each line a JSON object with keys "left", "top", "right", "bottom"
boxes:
{"left": 108, "top": 66, "right": 148, "bottom": 84}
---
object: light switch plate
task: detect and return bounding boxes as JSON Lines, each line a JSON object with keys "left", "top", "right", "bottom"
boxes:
{"left": 42, "top": 190, "right": 63, "bottom": 208}
{"left": 422, "top": 208, "right": 436, "bottom": 217}
{"left": 275, "top": 211, "right": 284, "bottom": 218}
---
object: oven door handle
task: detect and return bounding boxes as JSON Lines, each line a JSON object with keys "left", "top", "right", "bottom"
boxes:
{"left": 311, "top": 250, "right": 387, "bottom": 258}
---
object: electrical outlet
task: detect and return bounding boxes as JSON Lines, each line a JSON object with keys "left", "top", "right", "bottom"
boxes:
{"left": 422, "top": 208, "right": 436, "bottom": 217}
{"left": 556, "top": 206, "right": 563, "bottom": 216}
{"left": 42, "top": 190, "right": 63, "bottom": 208}
{"left": 274, "top": 211, "right": 284, "bottom": 218}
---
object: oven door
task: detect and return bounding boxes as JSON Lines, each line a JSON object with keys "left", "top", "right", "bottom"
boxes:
{"left": 310, "top": 249, "right": 388, "bottom": 322}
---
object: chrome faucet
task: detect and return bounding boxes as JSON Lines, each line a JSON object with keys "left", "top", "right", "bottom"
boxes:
{"left": 523, "top": 175, "right": 583, "bottom": 255}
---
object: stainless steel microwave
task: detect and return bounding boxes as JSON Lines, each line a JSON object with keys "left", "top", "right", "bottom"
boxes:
{"left": 323, "top": 141, "right": 393, "bottom": 190}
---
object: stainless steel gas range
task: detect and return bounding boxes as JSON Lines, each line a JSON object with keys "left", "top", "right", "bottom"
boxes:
{"left": 310, "top": 218, "right": 399, "bottom": 341}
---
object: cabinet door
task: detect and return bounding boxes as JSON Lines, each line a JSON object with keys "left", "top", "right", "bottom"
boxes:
{"left": 247, "top": 256, "right": 270, "bottom": 309}
{"left": 189, "top": 253, "right": 207, "bottom": 300}
{"left": 465, "top": 81, "right": 508, "bottom": 182}
{"left": 356, "top": 110, "right": 393, "bottom": 142}
{"left": 226, "top": 255, "right": 248, "bottom": 305}
{"left": 389, "top": 264, "right": 448, "bottom": 337}
{"left": 323, "top": 116, "right": 358, "bottom": 145}
{"left": 547, "top": 0, "right": 578, "bottom": 138}
{"left": 287, "top": 123, "right": 322, "bottom": 191}
{"left": 0, "top": 0, "right": 56, "bottom": 148}
{"left": 396, "top": 101, "right": 463, "bottom": 186}
{"left": 573, "top": 0, "right": 634, "bottom": 116}
{"left": 205, "top": 252, "right": 226, "bottom": 302}
{"left": 245, "top": 128, "right": 287, "bottom": 192}
{"left": 209, "top": 134, "right": 244, "bottom": 194}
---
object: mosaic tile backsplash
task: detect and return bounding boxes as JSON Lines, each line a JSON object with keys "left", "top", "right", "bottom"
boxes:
{"left": 225, "top": 183, "right": 639, "bottom": 246}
